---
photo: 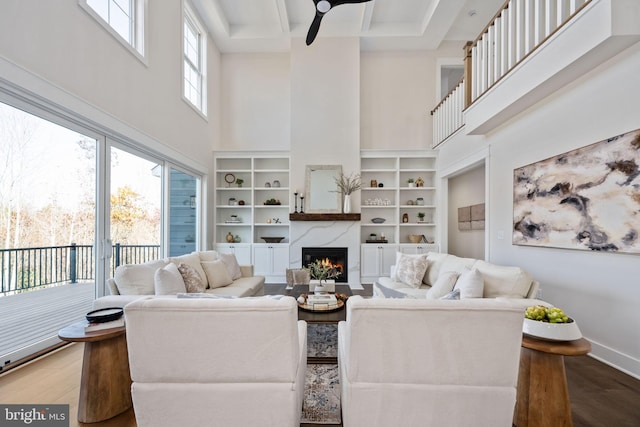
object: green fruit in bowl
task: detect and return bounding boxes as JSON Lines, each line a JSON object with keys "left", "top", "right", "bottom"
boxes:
{"left": 525, "top": 305, "right": 571, "bottom": 323}
{"left": 525, "top": 305, "right": 547, "bottom": 321}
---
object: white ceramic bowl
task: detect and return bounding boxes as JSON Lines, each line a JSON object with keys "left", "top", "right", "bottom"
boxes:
{"left": 523, "top": 318, "right": 582, "bottom": 341}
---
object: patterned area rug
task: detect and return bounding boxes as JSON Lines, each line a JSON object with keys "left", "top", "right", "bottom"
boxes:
{"left": 302, "top": 323, "right": 341, "bottom": 424}
{"left": 307, "top": 323, "right": 338, "bottom": 358}
{"left": 301, "top": 364, "right": 341, "bottom": 424}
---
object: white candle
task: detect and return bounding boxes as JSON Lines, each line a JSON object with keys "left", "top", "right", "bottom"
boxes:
{"left": 300, "top": 193, "right": 304, "bottom": 198}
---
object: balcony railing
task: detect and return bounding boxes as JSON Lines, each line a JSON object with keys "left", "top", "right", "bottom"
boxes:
{"left": 0, "top": 243, "right": 160, "bottom": 295}
{"left": 431, "top": 0, "right": 593, "bottom": 147}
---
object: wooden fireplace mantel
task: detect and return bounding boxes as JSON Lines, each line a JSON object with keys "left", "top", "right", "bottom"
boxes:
{"left": 289, "top": 213, "right": 361, "bottom": 221}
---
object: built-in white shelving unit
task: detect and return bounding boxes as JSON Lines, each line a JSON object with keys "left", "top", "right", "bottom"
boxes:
{"left": 214, "top": 153, "right": 290, "bottom": 282}
{"left": 359, "top": 150, "right": 439, "bottom": 283}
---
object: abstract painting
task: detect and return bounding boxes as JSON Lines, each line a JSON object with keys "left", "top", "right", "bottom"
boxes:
{"left": 513, "top": 129, "right": 640, "bottom": 254}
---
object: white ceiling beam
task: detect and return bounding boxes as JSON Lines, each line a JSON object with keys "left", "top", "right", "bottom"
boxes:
{"left": 275, "top": 0, "right": 290, "bottom": 33}
{"left": 361, "top": 2, "right": 374, "bottom": 31}
{"left": 192, "top": 0, "right": 230, "bottom": 36}
{"left": 421, "top": 0, "right": 466, "bottom": 47}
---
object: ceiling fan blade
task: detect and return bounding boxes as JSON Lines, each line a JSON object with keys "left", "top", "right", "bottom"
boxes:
{"left": 306, "top": 13, "right": 323, "bottom": 45}
{"left": 331, "top": 0, "right": 372, "bottom": 6}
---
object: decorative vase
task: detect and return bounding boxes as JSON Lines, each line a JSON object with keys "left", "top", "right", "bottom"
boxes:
{"left": 343, "top": 194, "right": 351, "bottom": 214}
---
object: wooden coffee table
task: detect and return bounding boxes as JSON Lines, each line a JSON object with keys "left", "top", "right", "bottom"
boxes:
{"left": 288, "top": 284, "right": 352, "bottom": 363}
{"left": 58, "top": 321, "right": 132, "bottom": 423}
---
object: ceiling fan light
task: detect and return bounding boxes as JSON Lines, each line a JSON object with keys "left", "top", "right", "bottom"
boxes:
{"left": 317, "top": 1, "right": 331, "bottom": 13}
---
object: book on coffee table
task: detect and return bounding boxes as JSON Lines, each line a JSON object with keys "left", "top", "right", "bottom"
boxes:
{"left": 306, "top": 294, "right": 338, "bottom": 309}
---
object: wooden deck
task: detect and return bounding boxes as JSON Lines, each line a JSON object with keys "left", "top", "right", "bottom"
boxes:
{"left": 0, "top": 282, "right": 95, "bottom": 365}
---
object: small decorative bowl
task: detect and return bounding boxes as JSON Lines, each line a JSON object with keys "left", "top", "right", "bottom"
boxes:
{"left": 261, "top": 237, "right": 284, "bottom": 243}
{"left": 371, "top": 217, "right": 386, "bottom": 224}
{"left": 523, "top": 318, "right": 582, "bottom": 341}
{"left": 408, "top": 234, "right": 423, "bottom": 243}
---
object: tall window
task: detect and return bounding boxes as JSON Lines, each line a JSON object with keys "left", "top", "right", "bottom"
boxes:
{"left": 80, "top": 0, "right": 146, "bottom": 60}
{"left": 183, "top": 3, "right": 207, "bottom": 115}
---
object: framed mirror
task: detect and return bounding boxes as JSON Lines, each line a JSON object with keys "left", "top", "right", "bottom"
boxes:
{"left": 305, "top": 165, "right": 342, "bottom": 213}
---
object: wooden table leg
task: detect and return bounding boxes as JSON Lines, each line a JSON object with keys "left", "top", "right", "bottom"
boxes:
{"left": 78, "top": 333, "right": 132, "bottom": 423}
{"left": 515, "top": 347, "right": 573, "bottom": 427}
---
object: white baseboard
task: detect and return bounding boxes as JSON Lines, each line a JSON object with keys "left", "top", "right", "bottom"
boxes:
{"left": 586, "top": 336, "right": 640, "bottom": 380}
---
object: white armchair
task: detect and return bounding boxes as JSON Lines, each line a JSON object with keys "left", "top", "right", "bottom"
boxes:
{"left": 338, "top": 296, "right": 524, "bottom": 427}
{"left": 124, "top": 296, "right": 306, "bottom": 427}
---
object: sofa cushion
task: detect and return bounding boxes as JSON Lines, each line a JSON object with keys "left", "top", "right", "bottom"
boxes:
{"left": 201, "top": 260, "right": 233, "bottom": 289}
{"left": 474, "top": 260, "right": 533, "bottom": 298}
{"left": 395, "top": 253, "right": 429, "bottom": 288}
{"left": 440, "top": 255, "right": 478, "bottom": 275}
{"left": 177, "top": 262, "right": 206, "bottom": 293}
{"left": 206, "top": 276, "right": 265, "bottom": 297}
{"left": 198, "top": 250, "right": 219, "bottom": 262}
{"left": 114, "top": 259, "right": 168, "bottom": 295}
{"left": 219, "top": 252, "right": 242, "bottom": 280}
{"left": 426, "top": 271, "right": 459, "bottom": 299}
{"left": 424, "top": 252, "right": 450, "bottom": 285}
{"left": 169, "top": 252, "right": 208, "bottom": 288}
{"left": 155, "top": 263, "right": 187, "bottom": 295}
{"left": 454, "top": 268, "right": 485, "bottom": 299}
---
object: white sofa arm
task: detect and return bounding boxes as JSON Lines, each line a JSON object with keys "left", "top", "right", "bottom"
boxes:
{"left": 239, "top": 265, "right": 254, "bottom": 277}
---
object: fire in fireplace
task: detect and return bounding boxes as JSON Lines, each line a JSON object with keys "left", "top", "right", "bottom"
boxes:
{"left": 302, "top": 247, "right": 348, "bottom": 283}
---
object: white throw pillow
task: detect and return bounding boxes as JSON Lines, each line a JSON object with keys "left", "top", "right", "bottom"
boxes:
{"left": 395, "top": 253, "right": 429, "bottom": 288}
{"left": 169, "top": 252, "right": 208, "bottom": 288}
{"left": 454, "top": 268, "right": 484, "bottom": 299}
{"left": 154, "top": 263, "right": 187, "bottom": 295}
{"left": 198, "top": 250, "right": 219, "bottom": 262}
{"left": 201, "top": 260, "right": 233, "bottom": 289}
{"left": 114, "top": 259, "right": 168, "bottom": 295}
{"left": 474, "top": 260, "right": 533, "bottom": 298}
{"left": 426, "top": 271, "right": 459, "bottom": 299}
{"left": 424, "top": 252, "right": 449, "bottom": 285}
{"left": 219, "top": 252, "right": 242, "bottom": 280}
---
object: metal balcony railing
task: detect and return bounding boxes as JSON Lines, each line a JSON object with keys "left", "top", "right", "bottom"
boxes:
{"left": 0, "top": 243, "right": 160, "bottom": 295}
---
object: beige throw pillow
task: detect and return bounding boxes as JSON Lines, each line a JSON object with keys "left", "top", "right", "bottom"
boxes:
{"left": 454, "top": 268, "right": 484, "bottom": 299}
{"left": 177, "top": 262, "right": 206, "bottom": 293}
{"left": 169, "top": 252, "right": 208, "bottom": 288}
{"left": 219, "top": 252, "right": 242, "bottom": 280}
{"left": 154, "top": 263, "right": 187, "bottom": 295}
{"left": 426, "top": 271, "right": 459, "bottom": 299}
{"left": 201, "top": 260, "right": 233, "bottom": 289}
{"left": 395, "top": 254, "right": 429, "bottom": 288}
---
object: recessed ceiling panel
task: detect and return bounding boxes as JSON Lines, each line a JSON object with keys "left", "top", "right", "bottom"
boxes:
{"left": 370, "top": 0, "right": 432, "bottom": 25}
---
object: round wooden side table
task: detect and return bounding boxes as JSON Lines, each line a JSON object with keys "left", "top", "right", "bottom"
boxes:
{"left": 58, "top": 321, "right": 132, "bottom": 423}
{"left": 514, "top": 335, "right": 591, "bottom": 427}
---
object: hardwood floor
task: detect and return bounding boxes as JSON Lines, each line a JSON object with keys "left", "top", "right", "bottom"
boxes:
{"left": 1, "top": 286, "right": 638, "bottom": 427}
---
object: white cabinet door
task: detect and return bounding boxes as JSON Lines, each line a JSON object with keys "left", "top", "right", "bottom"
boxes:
{"left": 253, "top": 244, "right": 289, "bottom": 280}
{"left": 361, "top": 244, "right": 397, "bottom": 279}
{"left": 215, "top": 244, "right": 252, "bottom": 265}
{"left": 398, "top": 244, "right": 439, "bottom": 255}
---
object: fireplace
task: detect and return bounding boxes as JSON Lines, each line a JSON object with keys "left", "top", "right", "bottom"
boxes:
{"left": 302, "top": 247, "right": 348, "bottom": 283}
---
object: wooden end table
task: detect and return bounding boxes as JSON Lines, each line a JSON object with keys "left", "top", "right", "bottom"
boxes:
{"left": 514, "top": 335, "right": 591, "bottom": 427}
{"left": 58, "top": 322, "right": 132, "bottom": 423}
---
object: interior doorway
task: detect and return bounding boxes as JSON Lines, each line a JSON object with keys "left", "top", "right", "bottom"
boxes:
{"left": 447, "top": 163, "right": 486, "bottom": 259}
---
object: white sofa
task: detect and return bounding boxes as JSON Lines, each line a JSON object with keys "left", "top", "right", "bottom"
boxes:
{"left": 338, "top": 296, "right": 524, "bottom": 427}
{"left": 125, "top": 296, "right": 306, "bottom": 427}
{"left": 93, "top": 250, "right": 265, "bottom": 310}
{"left": 374, "top": 252, "right": 544, "bottom": 307}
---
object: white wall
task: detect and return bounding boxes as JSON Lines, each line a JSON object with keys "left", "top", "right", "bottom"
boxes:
{"left": 448, "top": 165, "right": 485, "bottom": 259}
{"left": 439, "top": 42, "right": 640, "bottom": 377}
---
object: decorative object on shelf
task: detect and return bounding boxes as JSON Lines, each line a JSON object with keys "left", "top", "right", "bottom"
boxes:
{"left": 370, "top": 179, "right": 377, "bottom": 187}
{"left": 261, "top": 237, "right": 284, "bottom": 243}
{"left": 264, "top": 198, "right": 281, "bottom": 205}
{"left": 523, "top": 306, "right": 582, "bottom": 341}
{"left": 416, "top": 197, "right": 424, "bottom": 206}
{"left": 226, "top": 214, "right": 241, "bottom": 223}
{"left": 418, "top": 212, "right": 425, "bottom": 222}
{"left": 334, "top": 172, "right": 361, "bottom": 214}
{"left": 272, "top": 180, "right": 281, "bottom": 188}
{"left": 300, "top": 194, "right": 305, "bottom": 213}
{"left": 378, "top": 183, "right": 384, "bottom": 187}
{"left": 238, "top": 200, "right": 245, "bottom": 205}
{"left": 235, "top": 178, "right": 244, "bottom": 188}
{"left": 407, "top": 200, "right": 415, "bottom": 205}
{"left": 402, "top": 213, "right": 409, "bottom": 223}
{"left": 364, "top": 198, "right": 391, "bottom": 206}
{"left": 294, "top": 191, "right": 299, "bottom": 213}
{"left": 273, "top": 218, "right": 281, "bottom": 224}
{"left": 265, "top": 182, "right": 271, "bottom": 188}
{"left": 407, "top": 178, "right": 415, "bottom": 187}
{"left": 371, "top": 217, "right": 386, "bottom": 224}
{"left": 224, "top": 173, "right": 235, "bottom": 187}
{"left": 369, "top": 233, "right": 377, "bottom": 239}
{"left": 408, "top": 234, "right": 427, "bottom": 244}
{"left": 226, "top": 232, "right": 235, "bottom": 243}
{"left": 415, "top": 177, "right": 425, "bottom": 187}
{"left": 228, "top": 197, "right": 237, "bottom": 206}
{"left": 266, "top": 218, "right": 272, "bottom": 224}
{"left": 234, "top": 235, "right": 241, "bottom": 243}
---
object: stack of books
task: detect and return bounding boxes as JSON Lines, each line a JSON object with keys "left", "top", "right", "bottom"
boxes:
{"left": 306, "top": 294, "right": 338, "bottom": 310}
{"left": 84, "top": 317, "right": 125, "bottom": 332}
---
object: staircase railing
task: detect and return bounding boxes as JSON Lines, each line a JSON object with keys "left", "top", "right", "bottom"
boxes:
{"left": 431, "top": 0, "right": 593, "bottom": 147}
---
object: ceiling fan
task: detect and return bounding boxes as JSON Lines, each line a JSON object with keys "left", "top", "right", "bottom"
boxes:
{"left": 306, "top": 0, "right": 373, "bottom": 46}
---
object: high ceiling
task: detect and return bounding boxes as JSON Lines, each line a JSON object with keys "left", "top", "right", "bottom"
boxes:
{"left": 191, "top": 0, "right": 505, "bottom": 53}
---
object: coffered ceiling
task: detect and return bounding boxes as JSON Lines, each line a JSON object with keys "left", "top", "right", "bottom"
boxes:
{"left": 190, "top": 0, "right": 505, "bottom": 53}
